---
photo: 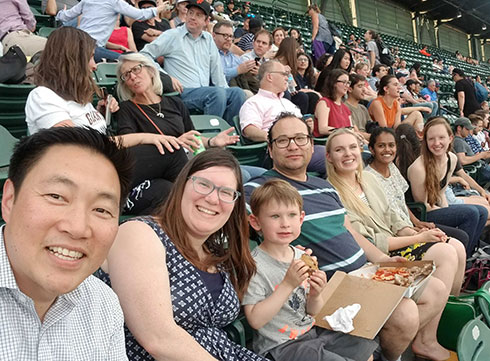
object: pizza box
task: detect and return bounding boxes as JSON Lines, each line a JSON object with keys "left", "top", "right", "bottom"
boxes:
{"left": 315, "top": 270, "right": 406, "bottom": 339}
{"left": 314, "top": 261, "right": 435, "bottom": 339}
{"left": 348, "top": 260, "right": 435, "bottom": 300}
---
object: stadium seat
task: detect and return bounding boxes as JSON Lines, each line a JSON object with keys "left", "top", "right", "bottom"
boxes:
{"left": 0, "top": 125, "right": 19, "bottom": 192}
{"left": 0, "top": 83, "right": 35, "bottom": 138}
{"left": 38, "top": 26, "right": 57, "bottom": 38}
{"left": 457, "top": 316, "right": 490, "bottom": 361}
{"left": 191, "top": 115, "right": 267, "bottom": 167}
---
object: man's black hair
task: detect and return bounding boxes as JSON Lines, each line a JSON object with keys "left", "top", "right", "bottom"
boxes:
{"left": 267, "top": 112, "right": 312, "bottom": 145}
{"left": 8, "top": 127, "right": 134, "bottom": 211}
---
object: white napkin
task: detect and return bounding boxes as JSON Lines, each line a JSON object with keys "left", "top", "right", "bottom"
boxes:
{"left": 324, "top": 303, "right": 361, "bottom": 333}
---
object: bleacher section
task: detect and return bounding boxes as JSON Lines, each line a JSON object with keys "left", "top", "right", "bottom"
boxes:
{"left": 4, "top": 0, "right": 490, "bottom": 139}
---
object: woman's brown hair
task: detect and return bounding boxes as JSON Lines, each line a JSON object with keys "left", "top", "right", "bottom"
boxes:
{"left": 321, "top": 68, "right": 348, "bottom": 100}
{"left": 34, "top": 27, "right": 99, "bottom": 104}
{"left": 421, "top": 117, "right": 453, "bottom": 206}
{"left": 157, "top": 148, "right": 256, "bottom": 299}
{"left": 275, "top": 37, "right": 299, "bottom": 75}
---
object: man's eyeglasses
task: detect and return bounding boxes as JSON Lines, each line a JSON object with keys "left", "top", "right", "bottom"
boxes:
{"left": 120, "top": 63, "right": 144, "bottom": 82}
{"left": 272, "top": 134, "right": 311, "bottom": 149}
{"left": 269, "top": 71, "right": 290, "bottom": 77}
{"left": 188, "top": 176, "right": 241, "bottom": 203}
{"left": 214, "top": 32, "right": 234, "bottom": 40}
{"left": 336, "top": 80, "right": 351, "bottom": 86}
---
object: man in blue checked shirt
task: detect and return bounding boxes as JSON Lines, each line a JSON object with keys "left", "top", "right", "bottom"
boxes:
{"left": 0, "top": 127, "right": 132, "bottom": 360}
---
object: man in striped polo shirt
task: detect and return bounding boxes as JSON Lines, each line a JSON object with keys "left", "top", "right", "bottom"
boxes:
{"left": 244, "top": 112, "right": 447, "bottom": 361}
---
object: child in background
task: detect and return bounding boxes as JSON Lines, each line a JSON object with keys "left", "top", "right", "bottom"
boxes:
{"left": 474, "top": 109, "right": 490, "bottom": 151}
{"left": 243, "top": 179, "right": 377, "bottom": 361}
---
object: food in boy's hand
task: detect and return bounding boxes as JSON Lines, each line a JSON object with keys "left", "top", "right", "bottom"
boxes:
{"left": 301, "top": 254, "right": 319, "bottom": 275}
{"left": 372, "top": 264, "right": 433, "bottom": 286}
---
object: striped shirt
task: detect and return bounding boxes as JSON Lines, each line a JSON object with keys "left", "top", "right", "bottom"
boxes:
{"left": 244, "top": 170, "right": 367, "bottom": 278}
{"left": 0, "top": 226, "right": 128, "bottom": 361}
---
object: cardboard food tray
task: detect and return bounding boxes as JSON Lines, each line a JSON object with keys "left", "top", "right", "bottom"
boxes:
{"left": 315, "top": 271, "right": 405, "bottom": 339}
{"left": 314, "top": 261, "right": 435, "bottom": 339}
{"left": 349, "top": 260, "right": 435, "bottom": 300}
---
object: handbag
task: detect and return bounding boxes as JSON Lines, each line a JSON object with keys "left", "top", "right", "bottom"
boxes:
{"left": 0, "top": 45, "right": 27, "bottom": 84}
{"left": 462, "top": 247, "right": 490, "bottom": 293}
{"left": 436, "top": 282, "right": 490, "bottom": 351}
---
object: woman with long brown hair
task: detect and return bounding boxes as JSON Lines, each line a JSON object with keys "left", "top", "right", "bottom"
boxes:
{"left": 407, "top": 117, "right": 488, "bottom": 255}
{"left": 97, "top": 148, "right": 265, "bottom": 361}
{"left": 275, "top": 37, "right": 316, "bottom": 114}
{"left": 368, "top": 74, "right": 424, "bottom": 132}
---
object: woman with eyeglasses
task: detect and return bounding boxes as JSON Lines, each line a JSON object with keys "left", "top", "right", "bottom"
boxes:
{"left": 96, "top": 148, "right": 266, "bottom": 361}
{"left": 25, "top": 27, "right": 188, "bottom": 216}
{"left": 313, "top": 68, "right": 353, "bottom": 137}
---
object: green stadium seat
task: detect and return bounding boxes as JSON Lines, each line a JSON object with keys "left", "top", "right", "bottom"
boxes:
{"left": 38, "top": 26, "right": 57, "bottom": 38}
{"left": 0, "top": 83, "right": 35, "bottom": 138}
{"left": 191, "top": 115, "right": 268, "bottom": 167}
{"left": 457, "top": 316, "right": 490, "bottom": 361}
{"left": 0, "top": 125, "right": 19, "bottom": 192}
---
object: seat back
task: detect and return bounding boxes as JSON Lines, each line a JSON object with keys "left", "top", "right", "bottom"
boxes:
{"left": 190, "top": 115, "right": 232, "bottom": 138}
{"left": 457, "top": 317, "right": 490, "bottom": 361}
{"left": 0, "top": 83, "right": 35, "bottom": 138}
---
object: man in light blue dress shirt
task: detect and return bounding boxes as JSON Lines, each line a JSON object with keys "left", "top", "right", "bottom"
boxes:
{"left": 213, "top": 21, "right": 256, "bottom": 90}
{"left": 140, "top": 0, "right": 246, "bottom": 125}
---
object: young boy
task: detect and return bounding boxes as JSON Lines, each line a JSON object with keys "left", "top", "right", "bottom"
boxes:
{"left": 243, "top": 179, "right": 377, "bottom": 361}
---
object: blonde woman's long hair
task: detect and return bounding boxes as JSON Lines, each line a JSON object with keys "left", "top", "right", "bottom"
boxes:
{"left": 326, "top": 128, "right": 373, "bottom": 219}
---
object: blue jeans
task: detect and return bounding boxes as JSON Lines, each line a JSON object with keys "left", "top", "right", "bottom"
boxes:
{"left": 94, "top": 46, "right": 120, "bottom": 63}
{"left": 417, "top": 101, "right": 438, "bottom": 120}
{"left": 181, "top": 86, "right": 246, "bottom": 126}
{"left": 426, "top": 204, "right": 488, "bottom": 256}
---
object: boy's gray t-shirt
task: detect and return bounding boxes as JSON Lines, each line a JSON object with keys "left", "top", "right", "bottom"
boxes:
{"left": 242, "top": 246, "right": 315, "bottom": 356}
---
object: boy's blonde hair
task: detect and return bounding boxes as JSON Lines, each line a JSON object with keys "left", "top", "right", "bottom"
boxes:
{"left": 250, "top": 179, "right": 303, "bottom": 216}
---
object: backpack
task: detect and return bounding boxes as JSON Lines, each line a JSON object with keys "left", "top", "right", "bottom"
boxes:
{"left": 0, "top": 45, "right": 27, "bottom": 84}
{"left": 375, "top": 38, "right": 395, "bottom": 66}
{"left": 474, "top": 81, "right": 489, "bottom": 103}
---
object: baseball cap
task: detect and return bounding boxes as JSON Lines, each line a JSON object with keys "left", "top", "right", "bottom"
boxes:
{"left": 186, "top": 0, "right": 211, "bottom": 16}
{"left": 454, "top": 117, "right": 475, "bottom": 130}
{"left": 395, "top": 73, "right": 408, "bottom": 80}
{"left": 176, "top": 0, "right": 189, "bottom": 3}
{"left": 138, "top": 0, "right": 156, "bottom": 8}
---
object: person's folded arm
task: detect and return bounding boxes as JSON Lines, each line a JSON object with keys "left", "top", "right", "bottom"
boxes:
{"left": 242, "top": 125, "right": 267, "bottom": 142}
{"left": 104, "top": 221, "right": 219, "bottom": 361}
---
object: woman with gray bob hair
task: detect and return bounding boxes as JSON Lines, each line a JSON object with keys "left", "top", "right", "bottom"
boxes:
{"left": 116, "top": 53, "right": 163, "bottom": 101}
{"left": 115, "top": 52, "right": 241, "bottom": 160}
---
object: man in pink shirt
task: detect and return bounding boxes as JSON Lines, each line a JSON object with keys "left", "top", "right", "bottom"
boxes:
{"left": 0, "top": 0, "right": 47, "bottom": 57}
{"left": 239, "top": 60, "right": 326, "bottom": 175}
{"left": 239, "top": 61, "right": 301, "bottom": 142}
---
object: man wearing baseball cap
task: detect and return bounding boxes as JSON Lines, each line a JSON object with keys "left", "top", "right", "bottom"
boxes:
{"left": 453, "top": 117, "right": 490, "bottom": 182}
{"left": 140, "top": 0, "right": 246, "bottom": 126}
